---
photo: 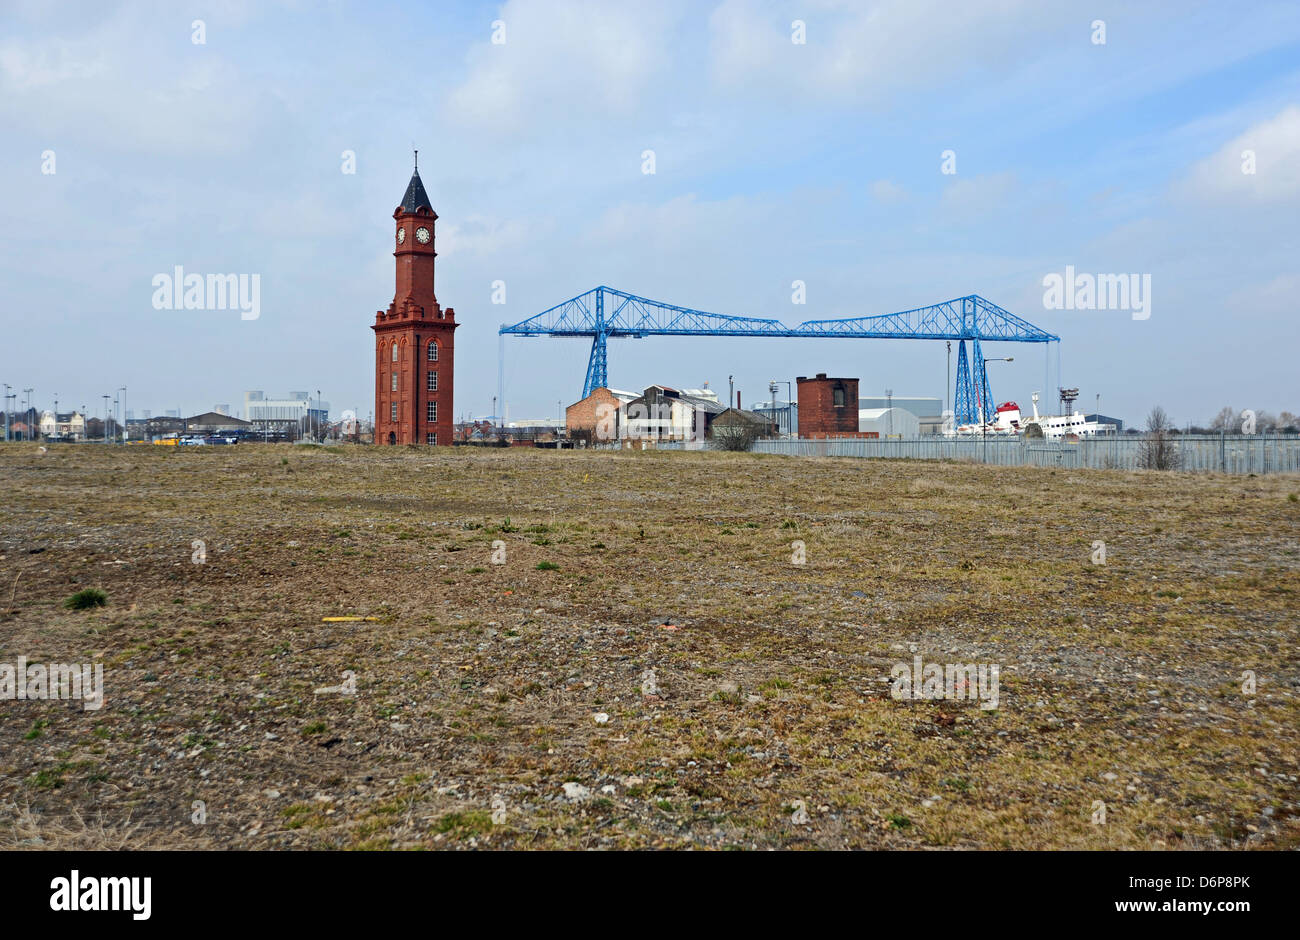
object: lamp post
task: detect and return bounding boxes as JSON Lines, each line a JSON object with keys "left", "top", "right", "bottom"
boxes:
{"left": 23, "top": 389, "right": 32, "bottom": 441}
{"left": 769, "top": 381, "right": 779, "bottom": 433}
{"left": 119, "top": 386, "right": 127, "bottom": 443}
{"left": 102, "top": 395, "right": 110, "bottom": 444}
{"left": 946, "top": 341, "right": 951, "bottom": 421}
{"left": 981, "top": 358, "right": 1014, "bottom": 462}
{"left": 3, "top": 383, "right": 10, "bottom": 442}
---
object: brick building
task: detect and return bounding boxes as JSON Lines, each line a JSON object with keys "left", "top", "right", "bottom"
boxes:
{"left": 796, "top": 374, "right": 860, "bottom": 436}
{"left": 565, "top": 387, "right": 638, "bottom": 443}
{"left": 373, "top": 154, "right": 458, "bottom": 445}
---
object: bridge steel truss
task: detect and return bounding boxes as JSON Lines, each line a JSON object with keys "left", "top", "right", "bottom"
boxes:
{"left": 499, "top": 286, "right": 1059, "bottom": 426}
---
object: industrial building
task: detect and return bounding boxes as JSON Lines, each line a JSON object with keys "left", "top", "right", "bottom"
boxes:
{"left": 244, "top": 391, "right": 329, "bottom": 438}
{"left": 859, "top": 396, "right": 943, "bottom": 434}
{"left": 565, "top": 387, "right": 639, "bottom": 442}
{"left": 858, "top": 407, "right": 920, "bottom": 438}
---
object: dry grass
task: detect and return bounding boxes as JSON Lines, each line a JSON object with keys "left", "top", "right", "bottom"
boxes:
{"left": 1, "top": 441, "right": 1297, "bottom": 850}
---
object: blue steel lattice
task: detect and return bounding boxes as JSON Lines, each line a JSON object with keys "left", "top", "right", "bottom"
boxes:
{"left": 499, "top": 286, "right": 1059, "bottom": 400}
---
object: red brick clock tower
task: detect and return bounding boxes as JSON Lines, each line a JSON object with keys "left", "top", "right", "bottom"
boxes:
{"left": 373, "top": 153, "right": 457, "bottom": 445}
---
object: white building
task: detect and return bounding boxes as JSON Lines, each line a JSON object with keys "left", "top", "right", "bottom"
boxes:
{"left": 859, "top": 407, "right": 919, "bottom": 438}
{"left": 244, "top": 391, "right": 329, "bottom": 430}
{"left": 39, "top": 411, "right": 86, "bottom": 441}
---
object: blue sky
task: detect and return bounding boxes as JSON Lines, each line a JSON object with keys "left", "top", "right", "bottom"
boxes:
{"left": 2, "top": 0, "right": 1298, "bottom": 426}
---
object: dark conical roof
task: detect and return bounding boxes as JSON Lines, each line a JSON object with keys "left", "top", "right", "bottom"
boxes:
{"left": 399, "top": 169, "right": 432, "bottom": 213}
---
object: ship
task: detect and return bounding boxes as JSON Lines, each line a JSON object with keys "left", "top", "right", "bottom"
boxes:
{"left": 948, "top": 393, "right": 1117, "bottom": 439}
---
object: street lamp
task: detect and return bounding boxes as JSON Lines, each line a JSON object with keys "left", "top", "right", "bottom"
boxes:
{"left": 23, "top": 389, "right": 32, "bottom": 441}
{"left": 102, "top": 395, "right": 110, "bottom": 444}
{"left": 981, "top": 357, "right": 1014, "bottom": 461}
{"left": 119, "top": 386, "right": 127, "bottom": 443}
{"left": 3, "top": 383, "right": 10, "bottom": 442}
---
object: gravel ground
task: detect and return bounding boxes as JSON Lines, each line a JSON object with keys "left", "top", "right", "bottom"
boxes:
{"left": 1, "top": 442, "right": 1297, "bottom": 849}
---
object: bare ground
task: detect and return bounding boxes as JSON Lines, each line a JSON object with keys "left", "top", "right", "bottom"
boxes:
{"left": 1, "top": 442, "right": 1297, "bottom": 849}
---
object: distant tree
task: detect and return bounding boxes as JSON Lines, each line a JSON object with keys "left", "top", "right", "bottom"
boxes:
{"left": 1139, "top": 406, "right": 1182, "bottom": 470}
{"left": 1254, "top": 410, "right": 1279, "bottom": 433}
{"left": 1279, "top": 411, "right": 1298, "bottom": 433}
{"left": 1210, "top": 406, "right": 1236, "bottom": 431}
{"left": 710, "top": 422, "right": 760, "bottom": 452}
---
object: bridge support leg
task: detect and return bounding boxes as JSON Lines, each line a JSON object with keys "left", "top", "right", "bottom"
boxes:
{"left": 582, "top": 287, "right": 608, "bottom": 399}
{"left": 971, "top": 338, "right": 994, "bottom": 424}
{"left": 954, "top": 340, "right": 974, "bottom": 425}
{"left": 583, "top": 331, "right": 607, "bottom": 399}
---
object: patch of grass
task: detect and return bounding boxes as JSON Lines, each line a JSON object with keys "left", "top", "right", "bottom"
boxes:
{"left": 301, "top": 721, "right": 328, "bottom": 736}
{"left": 432, "top": 810, "right": 493, "bottom": 836}
{"left": 63, "top": 588, "right": 107, "bottom": 610}
{"left": 535, "top": 561, "right": 560, "bottom": 571}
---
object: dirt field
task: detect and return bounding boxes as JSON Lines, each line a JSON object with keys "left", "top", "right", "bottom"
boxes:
{"left": 1, "top": 442, "right": 1297, "bottom": 850}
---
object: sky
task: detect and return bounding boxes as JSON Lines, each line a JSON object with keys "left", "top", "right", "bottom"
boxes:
{"left": 1, "top": 0, "right": 1298, "bottom": 428}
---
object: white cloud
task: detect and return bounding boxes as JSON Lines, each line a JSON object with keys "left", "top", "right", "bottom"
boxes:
{"left": 445, "top": 0, "right": 684, "bottom": 133}
{"left": 708, "top": 0, "right": 1054, "bottom": 103}
{"left": 439, "top": 214, "right": 539, "bottom": 261}
{"left": 1178, "top": 105, "right": 1300, "bottom": 205}
{"left": 0, "top": 8, "right": 270, "bottom": 156}
{"left": 938, "top": 172, "right": 1019, "bottom": 221}
{"left": 1227, "top": 272, "right": 1300, "bottom": 314}
{"left": 869, "top": 179, "right": 907, "bottom": 204}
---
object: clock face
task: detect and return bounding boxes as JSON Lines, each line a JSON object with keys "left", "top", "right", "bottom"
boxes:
{"left": 396, "top": 227, "right": 406, "bottom": 244}
{"left": 415, "top": 227, "right": 431, "bottom": 244}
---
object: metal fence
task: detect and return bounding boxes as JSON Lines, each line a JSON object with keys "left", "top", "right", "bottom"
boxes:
{"left": 735, "top": 434, "right": 1300, "bottom": 474}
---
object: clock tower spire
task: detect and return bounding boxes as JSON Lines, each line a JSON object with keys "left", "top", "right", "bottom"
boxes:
{"left": 372, "top": 156, "right": 458, "bottom": 446}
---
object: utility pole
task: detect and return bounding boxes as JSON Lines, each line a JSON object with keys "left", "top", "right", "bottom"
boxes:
{"left": 886, "top": 388, "right": 893, "bottom": 437}
{"left": 102, "top": 395, "right": 110, "bottom": 443}
{"left": 120, "top": 386, "right": 127, "bottom": 443}
{"left": 3, "top": 384, "right": 10, "bottom": 442}
{"left": 23, "top": 389, "right": 32, "bottom": 441}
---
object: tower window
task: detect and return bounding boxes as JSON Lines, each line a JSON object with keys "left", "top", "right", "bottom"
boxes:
{"left": 390, "top": 403, "right": 397, "bottom": 421}
{"left": 833, "top": 388, "right": 845, "bottom": 407}
{"left": 391, "top": 344, "right": 398, "bottom": 363}
{"left": 427, "top": 340, "right": 438, "bottom": 362}
{"left": 391, "top": 373, "right": 398, "bottom": 392}
{"left": 427, "top": 401, "right": 437, "bottom": 422}
{"left": 427, "top": 371, "right": 437, "bottom": 391}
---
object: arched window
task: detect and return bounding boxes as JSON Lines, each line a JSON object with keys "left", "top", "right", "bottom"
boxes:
{"left": 391, "top": 343, "right": 398, "bottom": 363}
{"left": 427, "top": 340, "right": 438, "bottom": 362}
